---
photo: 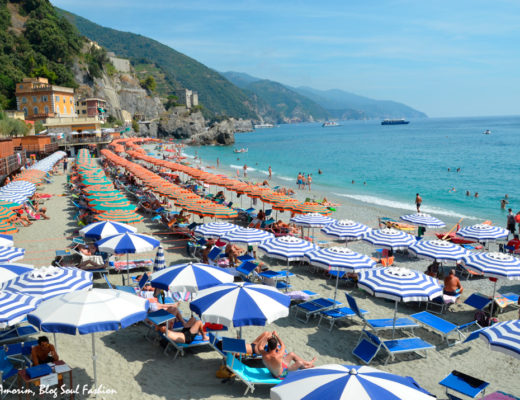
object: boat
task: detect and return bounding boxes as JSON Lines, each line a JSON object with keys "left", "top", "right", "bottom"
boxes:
{"left": 483, "top": 129, "right": 491, "bottom": 135}
{"left": 233, "top": 148, "right": 248, "bottom": 153}
{"left": 435, "top": 232, "right": 475, "bottom": 245}
{"left": 322, "top": 121, "right": 340, "bottom": 127}
{"left": 381, "top": 119, "right": 409, "bottom": 125}
{"left": 253, "top": 123, "right": 274, "bottom": 129}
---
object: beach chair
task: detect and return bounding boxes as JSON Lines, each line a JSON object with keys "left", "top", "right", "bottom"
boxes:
{"left": 464, "top": 293, "right": 492, "bottom": 312}
{"left": 352, "top": 329, "right": 434, "bottom": 365}
{"left": 143, "top": 310, "right": 185, "bottom": 343}
{"left": 293, "top": 297, "right": 342, "bottom": 323}
{"left": 0, "top": 325, "right": 39, "bottom": 345}
{"left": 222, "top": 338, "right": 281, "bottom": 395}
{"left": 411, "top": 311, "right": 481, "bottom": 346}
{"left": 426, "top": 293, "right": 460, "bottom": 314}
{"left": 207, "top": 247, "right": 223, "bottom": 266}
{"left": 162, "top": 332, "right": 209, "bottom": 360}
{"left": 3, "top": 339, "right": 37, "bottom": 366}
{"left": 439, "top": 370, "right": 490, "bottom": 399}
{"left": 317, "top": 306, "right": 368, "bottom": 331}
{"left": 346, "top": 293, "right": 419, "bottom": 333}
{"left": 0, "top": 349, "right": 19, "bottom": 397}
{"left": 236, "top": 261, "right": 260, "bottom": 283}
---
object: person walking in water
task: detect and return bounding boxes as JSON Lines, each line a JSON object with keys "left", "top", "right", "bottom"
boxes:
{"left": 415, "top": 193, "right": 422, "bottom": 212}
{"left": 243, "top": 164, "right": 248, "bottom": 177}
{"left": 268, "top": 166, "right": 272, "bottom": 180}
{"left": 307, "top": 174, "right": 312, "bottom": 191}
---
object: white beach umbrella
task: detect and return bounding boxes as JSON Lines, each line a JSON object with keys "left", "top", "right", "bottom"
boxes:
{"left": 456, "top": 224, "right": 509, "bottom": 242}
{"left": 0, "top": 246, "right": 25, "bottom": 263}
{"left": 464, "top": 320, "right": 520, "bottom": 360}
{"left": 400, "top": 213, "right": 445, "bottom": 228}
{"left": 151, "top": 262, "right": 234, "bottom": 292}
{"left": 0, "top": 263, "right": 33, "bottom": 286}
{"left": 0, "top": 234, "right": 14, "bottom": 247}
{"left": 220, "top": 227, "right": 274, "bottom": 245}
{"left": 194, "top": 221, "right": 239, "bottom": 238}
{"left": 28, "top": 289, "right": 149, "bottom": 392}
{"left": 0, "top": 291, "right": 41, "bottom": 329}
{"left": 258, "top": 236, "right": 318, "bottom": 262}
{"left": 79, "top": 220, "right": 137, "bottom": 240}
{"left": 362, "top": 228, "right": 416, "bottom": 251}
{"left": 321, "top": 219, "right": 371, "bottom": 241}
{"left": 290, "top": 213, "right": 335, "bottom": 227}
{"left": 409, "top": 239, "right": 470, "bottom": 263}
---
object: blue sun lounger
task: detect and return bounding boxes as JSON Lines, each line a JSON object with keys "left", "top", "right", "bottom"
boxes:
{"left": 411, "top": 311, "right": 481, "bottom": 346}
{"left": 439, "top": 370, "right": 490, "bottom": 399}
{"left": 162, "top": 331, "right": 209, "bottom": 360}
{"left": 222, "top": 338, "right": 281, "bottom": 395}
{"left": 464, "top": 293, "right": 492, "bottom": 311}
{"left": 0, "top": 325, "right": 38, "bottom": 345}
{"left": 346, "top": 293, "right": 418, "bottom": 333}
{"left": 294, "top": 297, "right": 342, "bottom": 323}
{"left": 353, "top": 329, "right": 435, "bottom": 365}
{"left": 318, "top": 306, "right": 369, "bottom": 331}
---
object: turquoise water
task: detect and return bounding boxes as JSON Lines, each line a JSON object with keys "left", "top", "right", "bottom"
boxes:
{"left": 183, "top": 116, "right": 520, "bottom": 223}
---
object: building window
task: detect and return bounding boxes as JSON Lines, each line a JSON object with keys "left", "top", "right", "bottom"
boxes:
{"left": 56, "top": 95, "right": 60, "bottom": 102}
{"left": 70, "top": 98, "right": 73, "bottom": 104}
{"left": 82, "top": 110, "right": 86, "bottom": 114}
{"left": 82, "top": 101, "right": 86, "bottom": 106}
{"left": 32, "top": 96, "right": 37, "bottom": 103}
{"left": 33, "top": 106, "right": 38, "bottom": 115}
{"left": 23, "top": 107, "right": 28, "bottom": 117}
{"left": 44, "top": 106, "right": 49, "bottom": 114}
{"left": 19, "top": 85, "right": 23, "bottom": 89}
{"left": 42, "top": 95, "right": 48, "bottom": 102}
{"left": 22, "top": 97, "right": 27, "bottom": 104}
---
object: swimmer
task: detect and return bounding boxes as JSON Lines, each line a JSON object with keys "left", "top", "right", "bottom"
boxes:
{"left": 466, "top": 190, "right": 470, "bottom": 196}
{"left": 474, "top": 192, "right": 479, "bottom": 198}
{"left": 318, "top": 169, "right": 322, "bottom": 175}
{"left": 352, "top": 180, "right": 355, "bottom": 184}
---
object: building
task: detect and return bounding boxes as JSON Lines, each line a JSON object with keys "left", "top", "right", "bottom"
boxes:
{"left": 107, "top": 52, "right": 131, "bottom": 73}
{"left": 15, "top": 77, "right": 75, "bottom": 121}
{"left": 3, "top": 110, "right": 25, "bottom": 121}
{"left": 173, "top": 89, "right": 199, "bottom": 109}
{"left": 76, "top": 98, "right": 107, "bottom": 121}
{"left": 44, "top": 116, "right": 101, "bottom": 134}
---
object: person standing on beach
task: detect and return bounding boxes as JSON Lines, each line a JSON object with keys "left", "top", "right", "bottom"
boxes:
{"left": 415, "top": 193, "right": 422, "bottom": 212}
{"left": 307, "top": 174, "right": 312, "bottom": 191}
{"left": 268, "top": 166, "right": 272, "bottom": 180}
{"left": 63, "top": 158, "right": 68, "bottom": 173}
{"left": 216, "top": 157, "right": 219, "bottom": 167}
{"left": 243, "top": 164, "right": 248, "bottom": 177}
{"left": 296, "top": 172, "right": 302, "bottom": 190}
{"left": 507, "top": 209, "right": 516, "bottom": 236}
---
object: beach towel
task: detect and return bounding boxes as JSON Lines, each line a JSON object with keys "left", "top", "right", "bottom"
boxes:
{"left": 287, "top": 291, "right": 311, "bottom": 301}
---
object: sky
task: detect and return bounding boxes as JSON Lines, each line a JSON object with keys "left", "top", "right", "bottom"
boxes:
{"left": 51, "top": 0, "right": 520, "bottom": 118}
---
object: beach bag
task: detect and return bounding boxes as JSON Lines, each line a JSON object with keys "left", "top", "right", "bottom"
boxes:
{"left": 216, "top": 365, "right": 234, "bottom": 379}
{"left": 474, "top": 311, "right": 490, "bottom": 327}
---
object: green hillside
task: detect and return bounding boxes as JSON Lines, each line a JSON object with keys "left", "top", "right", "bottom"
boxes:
{"left": 0, "top": 0, "right": 85, "bottom": 109}
{"left": 59, "top": 9, "right": 257, "bottom": 120}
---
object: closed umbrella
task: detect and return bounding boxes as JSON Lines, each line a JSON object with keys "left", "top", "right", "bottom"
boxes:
{"left": 79, "top": 220, "right": 137, "bottom": 240}
{"left": 151, "top": 262, "right": 234, "bottom": 292}
{"left": 270, "top": 364, "right": 435, "bottom": 400}
{"left": 96, "top": 233, "right": 160, "bottom": 285}
{"left": 362, "top": 228, "right": 416, "bottom": 251}
{"left": 321, "top": 219, "right": 371, "bottom": 242}
{"left": 153, "top": 245, "right": 165, "bottom": 272}
{"left": 400, "top": 213, "right": 445, "bottom": 228}
{"left": 27, "top": 289, "right": 149, "bottom": 392}
{"left": 357, "top": 267, "right": 443, "bottom": 337}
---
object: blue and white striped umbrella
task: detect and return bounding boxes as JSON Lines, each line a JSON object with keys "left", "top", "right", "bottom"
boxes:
{"left": 27, "top": 288, "right": 149, "bottom": 390}
{"left": 305, "top": 247, "right": 376, "bottom": 272}
{"left": 0, "top": 246, "right": 25, "bottom": 263}
{"left": 30, "top": 151, "right": 66, "bottom": 172}
{"left": 0, "top": 234, "right": 14, "bottom": 247}
{"left": 271, "top": 364, "right": 435, "bottom": 400}
{"left": 189, "top": 282, "right": 290, "bottom": 327}
{"left": 96, "top": 232, "right": 160, "bottom": 254}
{"left": 362, "top": 228, "right": 416, "bottom": 250}
{"left": 0, "top": 193, "right": 30, "bottom": 204}
{"left": 153, "top": 245, "right": 165, "bottom": 271}
{"left": 0, "top": 263, "right": 33, "bottom": 285}
{"left": 4, "top": 266, "right": 93, "bottom": 300}
{"left": 151, "top": 262, "right": 234, "bottom": 292}
{"left": 290, "top": 213, "right": 335, "bottom": 227}
{"left": 357, "top": 267, "right": 443, "bottom": 337}
{"left": 194, "top": 222, "right": 239, "bottom": 238}
{"left": 457, "top": 224, "right": 509, "bottom": 241}
{"left": 400, "top": 213, "right": 445, "bottom": 228}
{"left": 409, "top": 239, "right": 470, "bottom": 263}
{"left": 462, "top": 252, "right": 520, "bottom": 316}
{"left": 79, "top": 220, "right": 137, "bottom": 240}
{"left": 221, "top": 227, "right": 274, "bottom": 245}
{"left": 0, "top": 181, "right": 36, "bottom": 202}
{"left": 258, "top": 236, "right": 319, "bottom": 262}
{"left": 462, "top": 252, "right": 520, "bottom": 280}
{"left": 0, "top": 291, "right": 41, "bottom": 328}
{"left": 321, "top": 219, "right": 371, "bottom": 241}
{"left": 464, "top": 320, "right": 520, "bottom": 360}
{"left": 357, "top": 267, "right": 443, "bottom": 302}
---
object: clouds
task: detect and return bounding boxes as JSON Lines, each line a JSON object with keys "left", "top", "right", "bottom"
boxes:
{"left": 51, "top": 0, "right": 520, "bottom": 117}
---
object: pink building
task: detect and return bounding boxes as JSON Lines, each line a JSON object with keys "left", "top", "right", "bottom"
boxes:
{"left": 76, "top": 98, "right": 107, "bottom": 120}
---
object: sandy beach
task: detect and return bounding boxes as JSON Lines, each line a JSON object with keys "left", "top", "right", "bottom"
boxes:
{"left": 11, "top": 153, "right": 519, "bottom": 400}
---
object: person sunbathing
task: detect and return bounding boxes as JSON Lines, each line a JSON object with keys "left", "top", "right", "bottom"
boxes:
{"left": 201, "top": 239, "right": 215, "bottom": 264}
{"left": 30, "top": 203, "right": 50, "bottom": 220}
{"left": 159, "top": 317, "right": 208, "bottom": 344}
{"left": 261, "top": 331, "right": 315, "bottom": 379}
{"left": 175, "top": 210, "right": 191, "bottom": 224}
{"left": 225, "top": 243, "right": 242, "bottom": 267}
{"left": 214, "top": 191, "right": 226, "bottom": 201}
{"left": 13, "top": 209, "right": 31, "bottom": 227}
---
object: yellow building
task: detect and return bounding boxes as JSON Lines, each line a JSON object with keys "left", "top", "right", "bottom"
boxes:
{"left": 15, "top": 77, "right": 75, "bottom": 121}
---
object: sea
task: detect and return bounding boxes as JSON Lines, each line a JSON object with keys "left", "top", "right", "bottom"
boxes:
{"left": 181, "top": 116, "right": 520, "bottom": 224}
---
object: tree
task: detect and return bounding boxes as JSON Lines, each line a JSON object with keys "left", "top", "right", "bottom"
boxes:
{"left": 34, "top": 120, "right": 45, "bottom": 134}
{"left": 0, "top": 118, "right": 30, "bottom": 137}
{"left": 140, "top": 75, "right": 156, "bottom": 92}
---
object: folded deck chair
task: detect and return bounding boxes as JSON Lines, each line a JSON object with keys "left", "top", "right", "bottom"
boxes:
{"left": 0, "top": 325, "right": 38, "bottom": 345}
{"left": 346, "top": 293, "right": 418, "bottom": 333}
{"left": 318, "top": 306, "right": 369, "bottom": 332}
{"left": 353, "top": 329, "right": 434, "bottom": 365}
{"left": 222, "top": 338, "right": 281, "bottom": 395}
{"left": 411, "top": 311, "right": 480, "bottom": 346}
{"left": 464, "top": 293, "right": 492, "bottom": 312}
{"left": 293, "top": 297, "right": 341, "bottom": 323}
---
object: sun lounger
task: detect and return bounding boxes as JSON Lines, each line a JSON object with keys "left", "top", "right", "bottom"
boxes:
{"left": 426, "top": 293, "right": 459, "bottom": 314}
{"left": 346, "top": 293, "right": 418, "bottom": 333}
{"left": 0, "top": 325, "right": 38, "bottom": 345}
{"left": 293, "top": 297, "right": 342, "bottom": 323}
{"left": 143, "top": 310, "right": 185, "bottom": 342}
{"left": 439, "top": 370, "right": 490, "bottom": 399}
{"left": 162, "top": 332, "right": 209, "bottom": 360}
{"left": 353, "top": 329, "right": 434, "bottom": 365}
{"left": 236, "top": 261, "right": 260, "bottom": 283}
{"left": 3, "top": 339, "right": 37, "bottom": 366}
{"left": 222, "top": 338, "right": 281, "bottom": 395}
{"left": 464, "top": 293, "right": 492, "bottom": 312}
{"left": 318, "top": 306, "right": 368, "bottom": 331}
{"left": 0, "top": 348, "right": 19, "bottom": 395}
{"left": 411, "top": 311, "right": 480, "bottom": 346}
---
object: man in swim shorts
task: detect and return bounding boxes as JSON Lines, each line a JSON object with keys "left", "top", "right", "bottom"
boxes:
{"left": 261, "top": 331, "right": 315, "bottom": 379}
{"left": 160, "top": 317, "right": 208, "bottom": 344}
{"left": 415, "top": 193, "right": 422, "bottom": 212}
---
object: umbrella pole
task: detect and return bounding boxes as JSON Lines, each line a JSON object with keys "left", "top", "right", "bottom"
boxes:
{"left": 91, "top": 333, "right": 98, "bottom": 396}
{"left": 489, "top": 280, "right": 497, "bottom": 321}
{"left": 333, "top": 268, "right": 339, "bottom": 302}
{"left": 392, "top": 300, "right": 398, "bottom": 339}
{"left": 126, "top": 253, "right": 130, "bottom": 286}
{"left": 53, "top": 332, "right": 57, "bottom": 352}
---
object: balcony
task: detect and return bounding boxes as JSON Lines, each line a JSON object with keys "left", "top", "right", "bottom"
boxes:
{"left": 54, "top": 134, "right": 113, "bottom": 147}
{"left": 14, "top": 143, "right": 58, "bottom": 155}
{"left": 0, "top": 152, "right": 26, "bottom": 177}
